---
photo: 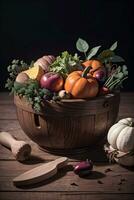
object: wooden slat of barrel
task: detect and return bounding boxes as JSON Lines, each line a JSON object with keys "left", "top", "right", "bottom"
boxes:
{"left": 14, "top": 92, "right": 120, "bottom": 153}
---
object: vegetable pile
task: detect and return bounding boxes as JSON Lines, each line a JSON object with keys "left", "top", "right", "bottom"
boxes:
{"left": 6, "top": 38, "right": 128, "bottom": 112}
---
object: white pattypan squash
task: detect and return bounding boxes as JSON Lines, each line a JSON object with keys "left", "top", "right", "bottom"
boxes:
{"left": 107, "top": 118, "right": 134, "bottom": 152}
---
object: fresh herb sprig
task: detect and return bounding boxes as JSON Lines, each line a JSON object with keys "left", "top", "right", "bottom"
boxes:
{"left": 50, "top": 51, "right": 82, "bottom": 78}
{"left": 104, "top": 65, "right": 128, "bottom": 90}
{"left": 76, "top": 38, "right": 101, "bottom": 60}
{"left": 76, "top": 38, "right": 125, "bottom": 63}
{"left": 5, "top": 59, "right": 29, "bottom": 93}
{"left": 14, "top": 80, "right": 52, "bottom": 112}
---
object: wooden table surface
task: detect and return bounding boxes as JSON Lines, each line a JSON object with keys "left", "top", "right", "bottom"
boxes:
{"left": 0, "top": 92, "right": 134, "bottom": 200}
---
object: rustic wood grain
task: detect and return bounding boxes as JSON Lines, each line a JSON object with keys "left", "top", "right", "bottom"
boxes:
{"left": 14, "top": 92, "right": 120, "bottom": 151}
{"left": 1, "top": 92, "right": 134, "bottom": 120}
{"left": 0, "top": 193, "right": 134, "bottom": 200}
{"left": 0, "top": 92, "right": 134, "bottom": 200}
{"left": 0, "top": 161, "right": 134, "bottom": 193}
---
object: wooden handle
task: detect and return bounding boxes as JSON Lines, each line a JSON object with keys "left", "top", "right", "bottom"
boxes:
{"left": 0, "top": 131, "right": 16, "bottom": 148}
{"left": 0, "top": 131, "right": 31, "bottom": 161}
{"left": 13, "top": 157, "right": 68, "bottom": 186}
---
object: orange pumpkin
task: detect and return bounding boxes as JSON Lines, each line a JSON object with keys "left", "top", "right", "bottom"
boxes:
{"left": 82, "top": 60, "right": 103, "bottom": 74}
{"left": 64, "top": 67, "right": 99, "bottom": 98}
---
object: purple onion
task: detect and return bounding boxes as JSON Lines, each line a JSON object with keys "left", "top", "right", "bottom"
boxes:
{"left": 74, "top": 160, "right": 93, "bottom": 176}
{"left": 40, "top": 72, "right": 60, "bottom": 91}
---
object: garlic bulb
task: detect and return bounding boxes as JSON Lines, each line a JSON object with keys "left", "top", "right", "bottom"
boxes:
{"left": 104, "top": 144, "right": 134, "bottom": 167}
{"left": 114, "top": 151, "right": 134, "bottom": 166}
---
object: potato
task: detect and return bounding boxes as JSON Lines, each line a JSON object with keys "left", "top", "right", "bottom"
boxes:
{"left": 16, "top": 73, "right": 29, "bottom": 83}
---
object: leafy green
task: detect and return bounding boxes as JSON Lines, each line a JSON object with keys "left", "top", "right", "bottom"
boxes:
{"left": 76, "top": 38, "right": 125, "bottom": 65}
{"left": 87, "top": 46, "right": 101, "bottom": 60}
{"left": 5, "top": 59, "right": 53, "bottom": 112}
{"left": 13, "top": 79, "right": 52, "bottom": 112}
{"left": 76, "top": 38, "right": 101, "bottom": 59}
{"left": 76, "top": 38, "right": 89, "bottom": 53}
{"left": 108, "top": 55, "right": 125, "bottom": 63}
{"left": 97, "top": 50, "right": 115, "bottom": 63}
{"left": 5, "top": 59, "right": 30, "bottom": 92}
{"left": 50, "top": 51, "right": 81, "bottom": 78}
{"left": 109, "top": 41, "right": 118, "bottom": 51}
{"left": 104, "top": 65, "right": 128, "bottom": 90}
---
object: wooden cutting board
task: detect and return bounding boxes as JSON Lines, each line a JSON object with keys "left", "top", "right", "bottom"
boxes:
{"left": 13, "top": 157, "right": 68, "bottom": 186}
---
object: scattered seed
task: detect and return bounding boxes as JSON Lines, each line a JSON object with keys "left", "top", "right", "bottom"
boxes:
{"left": 104, "top": 168, "right": 112, "bottom": 173}
{"left": 118, "top": 182, "right": 122, "bottom": 185}
{"left": 120, "top": 178, "right": 126, "bottom": 182}
{"left": 117, "top": 177, "right": 126, "bottom": 185}
{"left": 112, "top": 174, "right": 121, "bottom": 177}
{"left": 71, "top": 182, "right": 78, "bottom": 186}
{"left": 97, "top": 180, "right": 103, "bottom": 184}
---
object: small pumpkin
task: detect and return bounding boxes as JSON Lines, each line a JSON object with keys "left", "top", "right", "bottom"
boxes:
{"left": 34, "top": 55, "right": 55, "bottom": 72}
{"left": 82, "top": 59, "right": 103, "bottom": 73}
{"left": 64, "top": 66, "right": 99, "bottom": 98}
{"left": 107, "top": 118, "right": 134, "bottom": 152}
{"left": 82, "top": 60, "right": 106, "bottom": 82}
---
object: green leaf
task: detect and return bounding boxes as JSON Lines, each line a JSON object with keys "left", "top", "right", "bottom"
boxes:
{"left": 109, "top": 55, "right": 125, "bottom": 62}
{"left": 122, "top": 65, "right": 128, "bottom": 73}
{"left": 76, "top": 38, "right": 89, "bottom": 53}
{"left": 117, "top": 66, "right": 121, "bottom": 73}
{"left": 87, "top": 45, "right": 101, "bottom": 60}
{"left": 97, "top": 49, "right": 115, "bottom": 62}
{"left": 50, "top": 51, "right": 81, "bottom": 77}
{"left": 119, "top": 65, "right": 128, "bottom": 77}
{"left": 115, "top": 72, "right": 124, "bottom": 79}
{"left": 110, "top": 41, "right": 118, "bottom": 51}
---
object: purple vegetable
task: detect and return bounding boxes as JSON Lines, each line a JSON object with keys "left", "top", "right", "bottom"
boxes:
{"left": 74, "top": 159, "right": 93, "bottom": 176}
{"left": 93, "top": 69, "right": 107, "bottom": 83}
{"left": 40, "top": 72, "right": 63, "bottom": 92}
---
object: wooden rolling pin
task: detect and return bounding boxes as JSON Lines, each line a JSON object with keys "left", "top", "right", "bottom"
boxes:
{"left": 13, "top": 157, "right": 68, "bottom": 186}
{"left": 0, "top": 131, "right": 31, "bottom": 161}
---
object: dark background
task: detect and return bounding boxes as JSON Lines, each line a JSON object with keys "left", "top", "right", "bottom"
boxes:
{"left": 1, "top": 0, "right": 134, "bottom": 91}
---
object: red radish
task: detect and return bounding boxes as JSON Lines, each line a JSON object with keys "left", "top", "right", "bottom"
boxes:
{"left": 74, "top": 160, "right": 93, "bottom": 176}
{"left": 99, "top": 86, "right": 109, "bottom": 95}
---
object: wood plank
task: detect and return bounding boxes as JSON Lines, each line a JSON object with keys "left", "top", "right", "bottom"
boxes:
{"left": 0, "top": 192, "right": 134, "bottom": 200}
{"left": 0, "top": 92, "right": 134, "bottom": 200}
{"left": 0, "top": 161, "right": 133, "bottom": 193}
{"left": 0, "top": 137, "right": 108, "bottom": 162}
{"left": 0, "top": 92, "right": 13, "bottom": 104}
{"left": 0, "top": 142, "right": 108, "bottom": 162}
{"left": 0, "top": 92, "right": 134, "bottom": 103}
{"left": 0, "top": 119, "right": 108, "bottom": 162}
{"left": 0, "top": 105, "right": 17, "bottom": 119}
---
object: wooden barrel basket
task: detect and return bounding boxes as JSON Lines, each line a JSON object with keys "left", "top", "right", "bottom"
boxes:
{"left": 14, "top": 92, "right": 120, "bottom": 154}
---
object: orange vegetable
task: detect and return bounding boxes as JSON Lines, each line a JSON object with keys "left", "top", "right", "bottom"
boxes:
{"left": 24, "top": 66, "right": 44, "bottom": 81}
{"left": 64, "top": 67, "right": 99, "bottom": 98}
{"left": 82, "top": 60, "right": 103, "bottom": 74}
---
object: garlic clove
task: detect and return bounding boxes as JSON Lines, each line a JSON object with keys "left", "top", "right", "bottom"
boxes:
{"left": 104, "top": 143, "right": 134, "bottom": 167}
{"left": 114, "top": 151, "right": 134, "bottom": 166}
